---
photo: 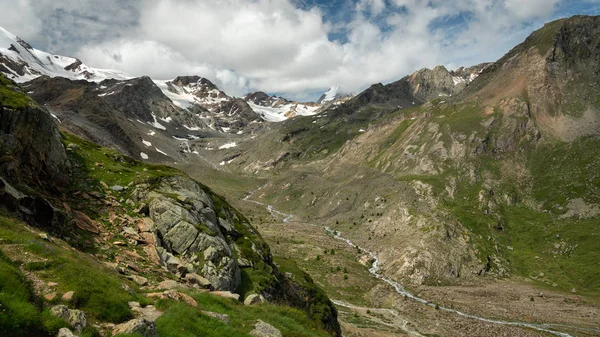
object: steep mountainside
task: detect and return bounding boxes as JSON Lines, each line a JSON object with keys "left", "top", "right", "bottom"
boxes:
{"left": 0, "top": 74, "right": 341, "bottom": 337}
{"left": 2, "top": 14, "right": 600, "bottom": 337}
{"left": 234, "top": 15, "right": 600, "bottom": 295}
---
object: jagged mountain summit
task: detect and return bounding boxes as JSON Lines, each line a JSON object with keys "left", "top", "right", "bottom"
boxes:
{"left": 244, "top": 91, "right": 323, "bottom": 122}
{"left": 0, "top": 27, "right": 131, "bottom": 82}
{"left": 0, "top": 26, "right": 349, "bottom": 125}
{"left": 317, "top": 86, "right": 353, "bottom": 104}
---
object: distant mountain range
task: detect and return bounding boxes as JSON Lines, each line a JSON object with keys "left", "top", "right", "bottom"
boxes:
{"left": 0, "top": 26, "right": 348, "bottom": 124}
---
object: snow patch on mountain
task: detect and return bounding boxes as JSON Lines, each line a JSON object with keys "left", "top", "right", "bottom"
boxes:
{"left": 0, "top": 26, "right": 131, "bottom": 83}
{"left": 219, "top": 142, "right": 237, "bottom": 149}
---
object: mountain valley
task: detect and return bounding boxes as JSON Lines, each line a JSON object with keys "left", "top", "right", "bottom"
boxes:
{"left": 0, "top": 13, "right": 599, "bottom": 337}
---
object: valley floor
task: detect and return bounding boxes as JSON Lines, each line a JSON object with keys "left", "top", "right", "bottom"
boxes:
{"left": 242, "top": 204, "right": 600, "bottom": 337}
{"left": 261, "top": 220, "right": 600, "bottom": 337}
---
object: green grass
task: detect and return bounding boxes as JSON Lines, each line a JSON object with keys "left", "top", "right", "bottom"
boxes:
{"left": 525, "top": 18, "right": 565, "bottom": 55}
{"left": 502, "top": 205, "right": 600, "bottom": 294}
{"left": 0, "top": 74, "right": 34, "bottom": 110}
{"left": 0, "top": 249, "right": 42, "bottom": 336}
{"left": 433, "top": 102, "right": 485, "bottom": 136}
{"left": 62, "top": 132, "right": 179, "bottom": 192}
{"left": 0, "top": 230, "right": 100, "bottom": 337}
{"left": 155, "top": 292, "right": 331, "bottom": 337}
{"left": 274, "top": 257, "right": 338, "bottom": 331}
{"left": 0, "top": 212, "right": 139, "bottom": 324}
{"left": 529, "top": 136, "right": 600, "bottom": 213}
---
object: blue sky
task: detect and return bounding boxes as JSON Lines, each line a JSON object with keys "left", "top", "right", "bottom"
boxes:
{"left": 0, "top": 0, "right": 598, "bottom": 100}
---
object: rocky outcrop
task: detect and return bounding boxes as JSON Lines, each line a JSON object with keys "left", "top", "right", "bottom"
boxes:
{"left": 244, "top": 293, "right": 266, "bottom": 305}
{"left": 0, "top": 76, "right": 70, "bottom": 189}
{"left": 0, "top": 178, "right": 70, "bottom": 232}
{"left": 130, "top": 175, "right": 243, "bottom": 290}
{"left": 127, "top": 174, "right": 341, "bottom": 336}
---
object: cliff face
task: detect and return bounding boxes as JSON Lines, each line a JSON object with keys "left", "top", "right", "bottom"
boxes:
{"left": 0, "top": 75, "right": 69, "bottom": 190}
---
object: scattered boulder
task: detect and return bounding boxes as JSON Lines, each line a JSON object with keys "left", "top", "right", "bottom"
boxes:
{"left": 57, "top": 327, "right": 77, "bottom": 337}
{"left": 249, "top": 320, "right": 282, "bottom": 337}
{"left": 61, "top": 291, "right": 75, "bottom": 302}
{"left": 201, "top": 310, "right": 230, "bottom": 324}
{"left": 129, "top": 275, "right": 148, "bottom": 286}
{"left": 50, "top": 305, "right": 87, "bottom": 333}
{"left": 73, "top": 211, "right": 99, "bottom": 234}
{"left": 111, "top": 185, "right": 124, "bottom": 191}
{"left": 244, "top": 293, "right": 266, "bottom": 306}
{"left": 44, "top": 293, "right": 57, "bottom": 301}
{"left": 147, "top": 290, "right": 198, "bottom": 307}
{"left": 121, "top": 283, "right": 135, "bottom": 296}
{"left": 184, "top": 273, "right": 212, "bottom": 289}
{"left": 112, "top": 318, "right": 158, "bottom": 337}
{"left": 211, "top": 291, "right": 240, "bottom": 301}
{"left": 137, "top": 218, "right": 154, "bottom": 232}
{"left": 129, "top": 302, "right": 162, "bottom": 322}
{"left": 155, "top": 279, "right": 185, "bottom": 290}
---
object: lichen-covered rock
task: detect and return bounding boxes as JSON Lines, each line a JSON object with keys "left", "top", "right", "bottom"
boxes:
{"left": 50, "top": 305, "right": 87, "bottom": 333}
{"left": 112, "top": 318, "right": 158, "bottom": 337}
{"left": 249, "top": 320, "right": 282, "bottom": 337}
{"left": 142, "top": 177, "right": 242, "bottom": 291}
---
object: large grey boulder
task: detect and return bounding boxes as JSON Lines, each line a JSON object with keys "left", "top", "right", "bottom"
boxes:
{"left": 50, "top": 305, "right": 87, "bottom": 333}
{"left": 249, "top": 320, "right": 282, "bottom": 337}
{"left": 112, "top": 318, "right": 159, "bottom": 337}
{"left": 144, "top": 177, "right": 242, "bottom": 291}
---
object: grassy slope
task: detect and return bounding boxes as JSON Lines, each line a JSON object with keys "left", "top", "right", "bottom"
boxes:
{"left": 383, "top": 99, "right": 600, "bottom": 294}
{"left": 156, "top": 292, "right": 330, "bottom": 337}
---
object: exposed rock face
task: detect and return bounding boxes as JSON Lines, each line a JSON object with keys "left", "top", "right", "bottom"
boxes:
{"left": 0, "top": 178, "right": 71, "bottom": 232}
{"left": 130, "top": 175, "right": 245, "bottom": 290}
{"left": 128, "top": 174, "right": 341, "bottom": 335}
{"left": 407, "top": 64, "right": 490, "bottom": 102}
{"left": 23, "top": 75, "right": 209, "bottom": 160}
{"left": 160, "top": 76, "right": 262, "bottom": 133}
{"left": 0, "top": 77, "right": 69, "bottom": 189}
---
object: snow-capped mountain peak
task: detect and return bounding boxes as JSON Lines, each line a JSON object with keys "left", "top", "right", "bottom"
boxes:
{"left": 0, "top": 26, "right": 131, "bottom": 83}
{"left": 317, "top": 86, "right": 353, "bottom": 105}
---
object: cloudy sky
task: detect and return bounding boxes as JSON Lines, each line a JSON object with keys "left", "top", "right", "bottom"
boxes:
{"left": 0, "top": 0, "right": 598, "bottom": 100}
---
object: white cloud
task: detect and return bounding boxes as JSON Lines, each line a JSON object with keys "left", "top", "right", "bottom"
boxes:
{"left": 0, "top": 0, "right": 41, "bottom": 41}
{"left": 504, "top": 0, "right": 561, "bottom": 18}
{"left": 0, "top": 0, "right": 593, "bottom": 100}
